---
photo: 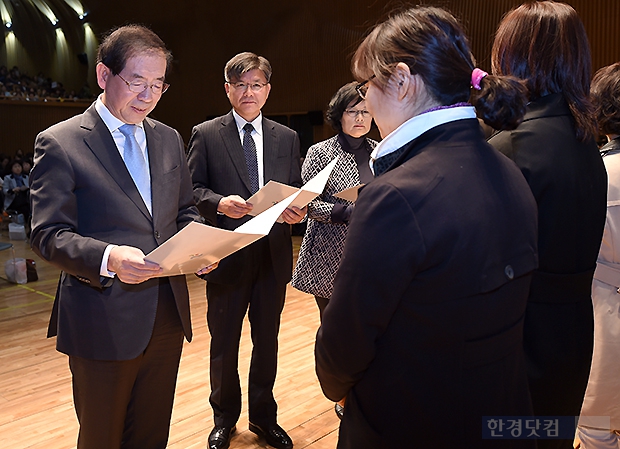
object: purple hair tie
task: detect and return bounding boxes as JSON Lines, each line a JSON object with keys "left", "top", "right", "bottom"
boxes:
{"left": 471, "top": 68, "right": 488, "bottom": 90}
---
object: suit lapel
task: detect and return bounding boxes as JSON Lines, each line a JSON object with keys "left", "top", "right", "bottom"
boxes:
{"left": 144, "top": 118, "right": 162, "bottom": 223}
{"left": 81, "top": 105, "right": 152, "bottom": 221}
{"left": 219, "top": 112, "right": 253, "bottom": 194}
{"left": 262, "top": 118, "right": 279, "bottom": 183}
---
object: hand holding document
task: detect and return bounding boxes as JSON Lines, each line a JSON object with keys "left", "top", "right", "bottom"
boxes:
{"left": 333, "top": 184, "right": 365, "bottom": 202}
{"left": 247, "top": 157, "right": 339, "bottom": 221}
{"left": 145, "top": 191, "right": 301, "bottom": 276}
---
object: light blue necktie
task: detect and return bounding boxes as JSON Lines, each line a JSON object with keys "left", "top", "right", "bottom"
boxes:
{"left": 118, "top": 124, "right": 152, "bottom": 214}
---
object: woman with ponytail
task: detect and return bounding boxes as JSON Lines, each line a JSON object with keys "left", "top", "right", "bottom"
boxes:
{"left": 315, "top": 5, "right": 538, "bottom": 448}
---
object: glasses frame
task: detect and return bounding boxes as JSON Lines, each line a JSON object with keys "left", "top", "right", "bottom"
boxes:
{"left": 355, "top": 74, "right": 376, "bottom": 100}
{"left": 227, "top": 81, "right": 268, "bottom": 93}
{"left": 117, "top": 73, "right": 170, "bottom": 95}
{"left": 343, "top": 109, "right": 371, "bottom": 118}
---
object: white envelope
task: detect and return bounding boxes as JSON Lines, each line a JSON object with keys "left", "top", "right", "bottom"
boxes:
{"left": 145, "top": 191, "right": 300, "bottom": 276}
{"left": 247, "top": 157, "right": 339, "bottom": 221}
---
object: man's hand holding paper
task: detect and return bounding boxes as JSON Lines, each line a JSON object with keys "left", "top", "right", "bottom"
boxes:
{"left": 195, "top": 261, "right": 219, "bottom": 276}
{"left": 146, "top": 190, "right": 302, "bottom": 276}
{"left": 217, "top": 195, "right": 254, "bottom": 219}
{"left": 108, "top": 245, "right": 163, "bottom": 284}
{"left": 246, "top": 157, "right": 339, "bottom": 222}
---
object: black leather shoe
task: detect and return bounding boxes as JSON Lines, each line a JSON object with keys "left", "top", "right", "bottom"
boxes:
{"left": 208, "top": 425, "right": 236, "bottom": 449}
{"left": 334, "top": 403, "right": 344, "bottom": 420}
{"left": 249, "top": 422, "right": 293, "bottom": 449}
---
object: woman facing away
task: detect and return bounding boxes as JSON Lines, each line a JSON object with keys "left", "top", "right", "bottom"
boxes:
{"left": 488, "top": 4, "right": 607, "bottom": 449}
{"left": 577, "top": 62, "right": 620, "bottom": 449}
{"left": 315, "top": 5, "right": 539, "bottom": 449}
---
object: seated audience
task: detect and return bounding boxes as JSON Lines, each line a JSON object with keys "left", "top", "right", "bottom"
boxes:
{"left": 0, "top": 64, "right": 94, "bottom": 101}
{"left": 3, "top": 159, "right": 30, "bottom": 222}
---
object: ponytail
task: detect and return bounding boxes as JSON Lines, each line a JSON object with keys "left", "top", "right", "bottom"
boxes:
{"left": 471, "top": 73, "right": 528, "bottom": 131}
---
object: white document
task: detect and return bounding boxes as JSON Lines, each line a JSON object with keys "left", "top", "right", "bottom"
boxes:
{"left": 145, "top": 191, "right": 300, "bottom": 276}
{"left": 247, "top": 157, "right": 339, "bottom": 221}
{"left": 334, "top": 184, "right": 365, "bottom": 202}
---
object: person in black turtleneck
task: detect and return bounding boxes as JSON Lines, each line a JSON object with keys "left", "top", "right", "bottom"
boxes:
{"left": 291, "top": 81, "right": 377, "bottom": 419}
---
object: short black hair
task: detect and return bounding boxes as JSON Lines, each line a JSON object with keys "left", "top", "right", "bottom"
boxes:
{"left": 97, "top": 24, "right": 172, "bottom": 77}
{"left": 325, "top": 82, "right": 363, "bottom": 132}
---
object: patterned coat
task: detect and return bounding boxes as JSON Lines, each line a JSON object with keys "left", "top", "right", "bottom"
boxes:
{"left": 291, "top": 135, "right": 377, "bottom": 298}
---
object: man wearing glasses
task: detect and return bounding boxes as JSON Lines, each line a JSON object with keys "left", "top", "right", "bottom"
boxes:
{"left": 30, "top": 25, "right": 210, "bottom": 449}
{"left": 187, "top": 52, "right": 304, "bottom": 449}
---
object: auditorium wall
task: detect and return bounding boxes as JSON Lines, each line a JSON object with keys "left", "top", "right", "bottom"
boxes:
{"left": 1, "top": 0, "right": 618, "bottom": 157}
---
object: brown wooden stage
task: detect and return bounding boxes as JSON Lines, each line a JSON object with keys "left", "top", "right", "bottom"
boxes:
{"left": 0, "top": 234, "right": 340, "bottom": 448}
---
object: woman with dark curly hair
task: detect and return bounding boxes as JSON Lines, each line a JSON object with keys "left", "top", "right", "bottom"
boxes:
{"left": 577, "top": 62, "right": 620, "bottom": 449}
{"left": 292, "top": 82, "right": 376, "bottom": 420}
{"left": 292, "top": 82, "right": 377, "bottom": 320}
{"left": 488, "top": 5, "right": 608, "bottom": 446}
{"left": 315, "top": 5, "right": 538, "bottom": 448}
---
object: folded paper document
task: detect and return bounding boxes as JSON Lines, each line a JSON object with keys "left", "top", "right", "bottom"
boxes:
{"left": 145, "top": 191, "right": 301, "bottom": 276}
{"left": 247, "top": 157, "right": 339, "bottom": 220}
{"left": 333, "top": 184, "right": 365, "bottom": 202}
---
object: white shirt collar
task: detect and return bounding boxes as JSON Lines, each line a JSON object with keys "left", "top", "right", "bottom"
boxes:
{"left": 232, "top": 109, "right": 262, "bottom": 136}
{"left": 94, "top": 95, "right": 145, "bottom": 133}
{"left": 370, "top": 106, "right": 476, "bottom": 172}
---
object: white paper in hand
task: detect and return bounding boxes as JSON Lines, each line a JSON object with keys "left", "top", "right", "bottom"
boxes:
{"left": 146, "top": 190, "right": 301, "bottom": 276}
{"left": 235, "top": 190, "right": 300, "bottom": 234}
{"left": 334, "top": 184, "right": 365, "bottom": 202}
{"left": 247, "top": 156, "right": 339, "bottom": 218}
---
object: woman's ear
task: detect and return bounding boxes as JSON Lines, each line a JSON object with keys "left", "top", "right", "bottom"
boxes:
{"left": 394, "top": 62, "right": 413, "bottom": 101}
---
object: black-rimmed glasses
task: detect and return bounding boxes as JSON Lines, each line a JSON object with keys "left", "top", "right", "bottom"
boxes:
{"left": 117, "top": 73, "right": 169, "bottom": 95}
{"left": 355, "top": 74, "right": 376, "bottom": 100}
{"left": 344, "top": 109, "right": 371, "bottom": 118}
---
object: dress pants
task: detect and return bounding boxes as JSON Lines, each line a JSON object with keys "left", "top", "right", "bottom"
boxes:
{"left": 69, "top": 279, "right": 184, "bottom": 449}
{"left": 207, "top": 239, "right": 287, "bottom": 428}
{"left": 524, "top": 299, "right": 594, "bottom": 449}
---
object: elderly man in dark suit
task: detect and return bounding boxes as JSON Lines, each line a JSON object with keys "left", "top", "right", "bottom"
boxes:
{"left": 30, "top": 25, "right": 213, "bottom": 449}
{"left": 187, "top": 52, "right": 304, "bottom": 449}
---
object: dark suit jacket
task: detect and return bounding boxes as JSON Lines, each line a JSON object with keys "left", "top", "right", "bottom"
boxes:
{"left": 30, "top": 104, "right": 199, "bottom": 361}
{"left": 316, "top": 119, "right": 538, "bottom": 448}
{"left": 187, "top": 111, "right": 301, "bottom": 285}
{"left": 488, "top": 93, "right": 607, "bottom": 418}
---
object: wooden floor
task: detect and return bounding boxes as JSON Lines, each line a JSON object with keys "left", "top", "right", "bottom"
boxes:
{"left": 0, "top": 234, "right": 340, "bottom": 449}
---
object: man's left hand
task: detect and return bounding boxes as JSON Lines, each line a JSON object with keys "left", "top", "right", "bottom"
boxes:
{"left": 195, "top": 261, "right": 219, "bottom": 276}
{"left": 280, "top": 205, "right": 307, "bottom": 224}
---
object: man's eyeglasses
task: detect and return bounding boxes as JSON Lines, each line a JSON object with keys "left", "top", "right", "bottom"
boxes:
{"left": 355, "top": 74, "right": 376, "bottom": 100}
{"left": 117, "top": 73, "right": 169, "bottom": 95}
{"left": 228, "top": 82, "right": 268, "bottom": 92}
{"left": 344, "top": 109, "right": 371, "bottom": 118}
